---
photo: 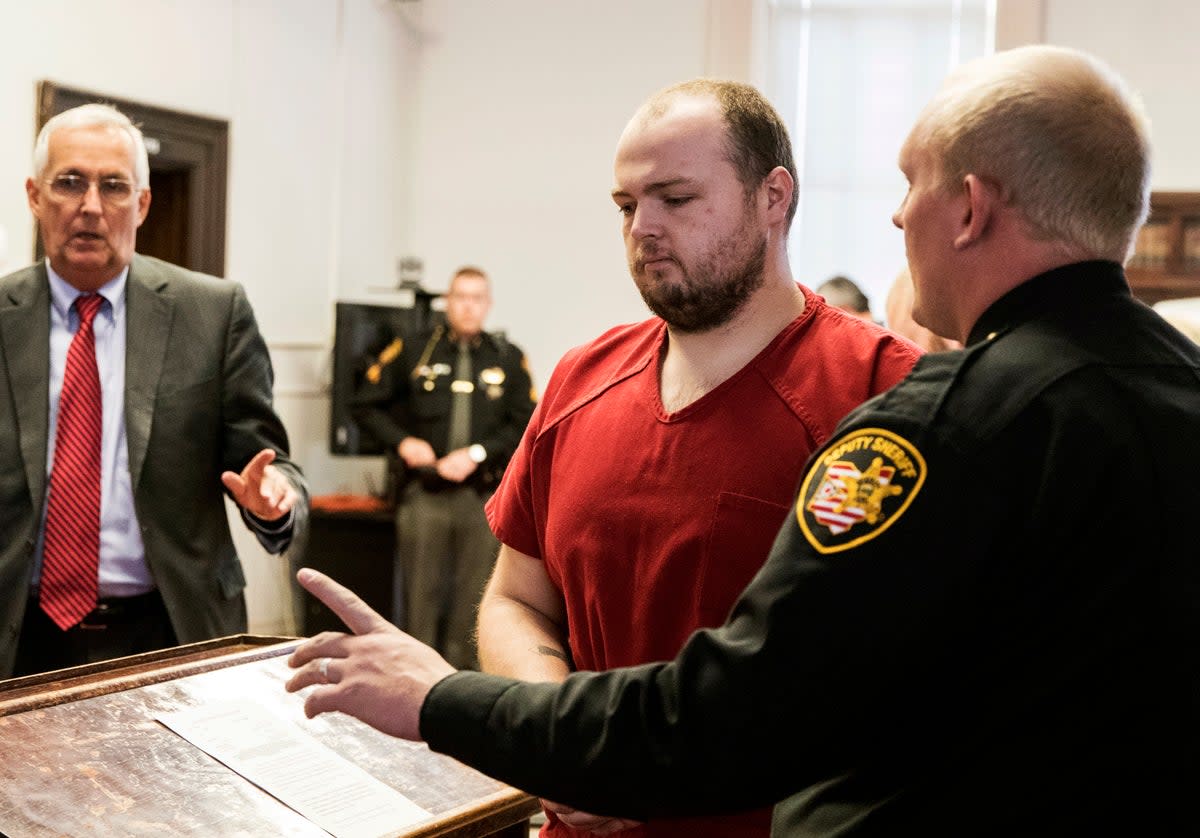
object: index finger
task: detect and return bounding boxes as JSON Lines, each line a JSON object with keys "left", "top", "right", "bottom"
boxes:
{"left": 296, "top": 568, "right": 392, "bottom": 636}
{"left": 242, "top": 448, "right": 276, "bottom": 482}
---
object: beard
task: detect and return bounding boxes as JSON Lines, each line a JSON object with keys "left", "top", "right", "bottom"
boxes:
{"left": 631, "top": 223, "right": 768, "bottom": 334}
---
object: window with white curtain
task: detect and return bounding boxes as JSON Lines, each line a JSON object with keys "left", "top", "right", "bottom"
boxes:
{"left": 767, "top": 0, "right": 993, "bottom": 321}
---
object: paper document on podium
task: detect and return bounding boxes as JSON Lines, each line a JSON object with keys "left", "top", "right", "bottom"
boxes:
{"left": 158, "top": 700, "right": 431, "bottom": 838}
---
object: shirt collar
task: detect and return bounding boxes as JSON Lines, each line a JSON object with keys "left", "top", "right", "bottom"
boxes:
{"left": 447, "top": 329, "right": 484, "bottom": 348}
{"left": 46, "top": 259, "right": 129, "bottom": 323}
{"left": 966, "top": 260, "right": 1129, "bottom": 346}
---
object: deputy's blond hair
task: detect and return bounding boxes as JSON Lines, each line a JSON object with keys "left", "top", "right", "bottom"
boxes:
{"left": 916, "top": 45, "right": 1151, "bottom": 262}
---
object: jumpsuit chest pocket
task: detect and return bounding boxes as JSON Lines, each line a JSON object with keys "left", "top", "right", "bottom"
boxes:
{"left": 697, "top": 491, "right": 792, "bottom": 627}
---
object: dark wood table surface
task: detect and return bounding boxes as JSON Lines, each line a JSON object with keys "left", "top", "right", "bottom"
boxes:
{"left": 0, "top": 636, "right": 537, "bottom": 837}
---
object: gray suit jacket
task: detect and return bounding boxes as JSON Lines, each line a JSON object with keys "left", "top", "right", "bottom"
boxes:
{"left": 0, "top": 254, "right": 308, "bottom": 677}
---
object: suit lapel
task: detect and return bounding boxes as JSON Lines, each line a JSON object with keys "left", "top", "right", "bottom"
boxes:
{"left": 0, "top": 265, "right": 51, "bottom": 506}
{"left": 125, "top": 255, "right": 174, "bottom": 493}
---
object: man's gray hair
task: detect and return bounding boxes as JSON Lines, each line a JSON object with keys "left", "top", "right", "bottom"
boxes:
{"left": 33, "top": 103, "right": 150, "bottom": 188}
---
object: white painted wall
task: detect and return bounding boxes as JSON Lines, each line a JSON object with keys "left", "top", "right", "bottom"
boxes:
{"left": 401, "top": 0, "right": 714, "bottom": 384}
{"left": 1040, "top": 0, "right": 1200, "bottom": 190}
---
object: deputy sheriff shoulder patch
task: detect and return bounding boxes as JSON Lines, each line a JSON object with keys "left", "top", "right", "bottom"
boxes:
{"left": 797, "top": 427, "right": 926, "bottom": 554}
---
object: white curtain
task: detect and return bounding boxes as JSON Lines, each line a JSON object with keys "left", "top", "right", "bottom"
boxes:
{"left": 767, "top": 0, "right": 992, "bottom": 321}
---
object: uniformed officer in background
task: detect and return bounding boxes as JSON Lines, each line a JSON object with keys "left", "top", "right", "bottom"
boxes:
{"left": 353, "top": 266, "right": 536, "bottom": 669}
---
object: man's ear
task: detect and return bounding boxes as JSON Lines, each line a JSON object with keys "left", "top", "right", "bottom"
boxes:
{"left": 26, "top": 177, "right": 42, "bottom": 219}
{"left": 135, "top": 186, "right": 152, "bottom": 228}
{"left": 954, "top": 173, "right": 1000, "bottom": 249}
{"left": 762, "top": 165, "right": 794, "bottom": 225}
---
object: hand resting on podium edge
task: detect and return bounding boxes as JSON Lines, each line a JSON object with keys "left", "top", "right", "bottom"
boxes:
{"left": 284, "top": 568, "right": 456, "bottom": 741}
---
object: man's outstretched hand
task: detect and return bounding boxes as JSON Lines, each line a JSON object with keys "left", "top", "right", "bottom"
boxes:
{"left": 222, "top": 448, "right": 297, "bottom": 522}
{"left": 285, "top": 568, "right": 456, "bottom": 740}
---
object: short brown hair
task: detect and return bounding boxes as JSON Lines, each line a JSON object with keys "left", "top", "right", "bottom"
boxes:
{"left": 452, "top": 265, "right": 488, "bottom": 282}
{"left": 645, "top": 79, "right": 799, "bottom": 229}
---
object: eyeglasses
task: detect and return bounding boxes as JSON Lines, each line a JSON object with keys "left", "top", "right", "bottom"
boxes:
{"left": 43, "top": 174, "right": 140, "bottom": 206}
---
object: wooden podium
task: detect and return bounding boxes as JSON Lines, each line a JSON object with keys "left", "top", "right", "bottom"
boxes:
{"left": 0, "top": 636, "right": 537, "bottom": 837}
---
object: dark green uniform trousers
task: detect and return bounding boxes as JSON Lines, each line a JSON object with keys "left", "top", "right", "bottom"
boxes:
{"left": 395, "top": 482, "right": 498, "bottom": 669}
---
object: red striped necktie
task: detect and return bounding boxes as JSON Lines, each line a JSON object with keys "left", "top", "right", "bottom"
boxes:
{"left": 40, "top": 293, "right": 105, "bottom": 630}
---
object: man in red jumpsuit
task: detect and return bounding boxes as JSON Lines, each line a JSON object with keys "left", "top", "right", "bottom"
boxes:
{"left": 473, "top": 79, "right": 920, "bottom": 838}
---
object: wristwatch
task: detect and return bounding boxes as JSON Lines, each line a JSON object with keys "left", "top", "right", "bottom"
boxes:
{"left": 467, "top": 443, "right": 487, "bottom": 464}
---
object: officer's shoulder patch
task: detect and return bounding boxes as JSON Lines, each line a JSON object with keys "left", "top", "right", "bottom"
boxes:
{"left": 797, "top": 427, "right": 926, "bottom": 554}
{"left": 365, "top": 337, "right": 404, "bottom": 384}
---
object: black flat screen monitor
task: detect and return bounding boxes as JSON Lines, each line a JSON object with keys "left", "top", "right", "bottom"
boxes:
{"left": 329, "top": 300, "right": 437, "bottom": 456}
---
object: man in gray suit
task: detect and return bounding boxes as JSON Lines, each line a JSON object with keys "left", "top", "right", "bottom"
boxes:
{"left": 0, "top": 103, "right": 308, "bottom": 678}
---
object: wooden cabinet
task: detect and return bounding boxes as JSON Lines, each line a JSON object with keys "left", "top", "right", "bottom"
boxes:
{"left": 304, "top": 504, "right": 397, "bottom": 635}
{"left": 1126, "top": 192, "right": 1200, "bottom": 304}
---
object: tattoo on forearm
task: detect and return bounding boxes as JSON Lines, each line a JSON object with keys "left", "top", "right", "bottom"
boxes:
{"left": 536, "top": 645, "right": 569, "bottom": 662}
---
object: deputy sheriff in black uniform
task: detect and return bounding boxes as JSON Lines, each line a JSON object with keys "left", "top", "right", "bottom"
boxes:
{"left": 289, "top": 49, "right": 1199, "bottom": 836}
{"left": 352, "top": 266, "right": 536, "bottom": 669}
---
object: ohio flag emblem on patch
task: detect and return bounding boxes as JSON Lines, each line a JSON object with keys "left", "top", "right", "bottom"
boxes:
{"left": 797, "top": 427, "right": 926, "bottom": 554}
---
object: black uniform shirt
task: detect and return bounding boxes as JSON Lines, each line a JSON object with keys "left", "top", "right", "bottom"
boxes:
{"left": 421, "top": 262, "right": 1200, "bottom": 836}
{"left": 353, "top": 326, "right": 537, "bottom": 488}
